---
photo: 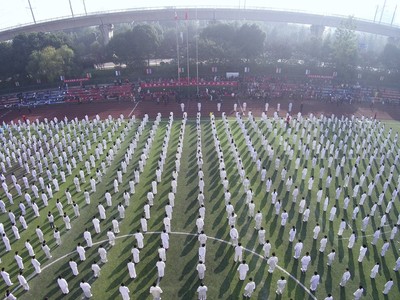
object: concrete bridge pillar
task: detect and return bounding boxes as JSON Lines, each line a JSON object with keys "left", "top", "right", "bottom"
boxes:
{"left": 310, "top": 24, "right": 325, "bottom": 37}
{"left": 99, "top": 24, "right": 114, "bottom": 45}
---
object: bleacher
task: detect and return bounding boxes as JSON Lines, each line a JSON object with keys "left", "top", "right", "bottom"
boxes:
{"left": 33, "top": 90, "right": 65, "bottom": 105}
{"left": 1, "top": 76, "right": 400, "bottom": 109}
{"left": 0, "top": 89, "right": 65, "bottom": 109}
{"left": 64, "top": 84, "right": 134, "bottom": 103}
{"left": 242, "top": 76, "right": 400, "bottom": 104}
{"left": 0, "top": 95, "right": 20, "bottom": 108}
{"left": 377, "top": 88, "right": 400, "bottom": 104}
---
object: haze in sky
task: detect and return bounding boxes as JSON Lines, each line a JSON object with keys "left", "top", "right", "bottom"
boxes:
{"left": 0, "top": 0, "right": 398, "bottom": 29}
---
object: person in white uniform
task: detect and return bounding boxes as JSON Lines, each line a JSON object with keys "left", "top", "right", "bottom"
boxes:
{"left": 370, "top": 262, "right": 380, "bottom": 279}
{"left": 77, "top": 243, "right": 86, "bottom": 261}
{"left": 339, "top": 268, "right": 351, "bottom": 287}
{"left": 383, "top": 278, "right": 394, "bottom": 295}
{"left": 31, "top": 256, "right": 41, "bottom": 274}
{"left": 80, "top": 280, "right": 92, "bottom": 298}
{"left": 301, "top": 252, "right": 311, "bottom": 273}
{"left": 69, "top": 258, "right": 79, "bottom": 276}
{"left": 17, "top": 270, "right": 29, "bottom": 291}
{"left": 267, "top": 253, "right": 278, "bottom": 273}
{"left": 98, "top": 245, "right": 108, "bottom": 263}
{"left": 1, "top": 268, "right": 13, "bottom": 286}
{"left": 197, "top": 282, "right": 208, "bottom": 300}
{"left": 149, "top": 282, "right": 163, "bottom": 300}
{"left": 57, "top": 276, "right": 69, "bottom": 294}
{"left": 243, "top": 277, "right": 256, "bottom": 298}
{"left": 353, "top": 285, "right": 364, "bottom": 300}
{"left": 156, "top": 258, "right": 166, "bottom": 278}
{"left": 309, "top": 271, "right": 320, "bottom": 292}
{"left": 276, "top": 276, "right": 287, "bottom": 295}
{"left": 127, "top": 259, "right": 137, "bottom": 279}
{"left": 237, "top": 260, "right": 249, "bottom": 281}
{"left": 119, "top": 283, "right": 130, "bottom": 300}
{"left": 197, "top": 261, "right": 206, "bottom": 280}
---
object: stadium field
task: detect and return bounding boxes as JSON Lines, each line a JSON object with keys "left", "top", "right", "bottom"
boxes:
{"left": 0, "top": 104, "right": 399, "bottom": 300}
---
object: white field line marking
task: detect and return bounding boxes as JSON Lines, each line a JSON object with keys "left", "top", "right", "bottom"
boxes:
{"left": 128, "top": 101, "right": 141, "bottom": 117}
{"left": 0, "top": 109, "right": 11, "bottom": 119}
{"left": 15, "top": 231, "right": 317, "bottom": 299}
{"left": 340, "top": 229, "right": 392, "bottom": 240}
{"left": 346, "top": 222, "right": 353, "bottom": 231}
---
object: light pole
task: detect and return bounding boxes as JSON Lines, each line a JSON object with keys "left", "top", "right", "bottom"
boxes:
{"left": 175, "top": 13, "right": 180, "bottom": 88}
{"left": 391, "top": 5, "right": 397, "bottom": 25}
{"left": 68, "top": 0, "right": 74, "bottom": 17}
{"left": 186, "top": 13, "right": 190, "bottom": 98}
{"left": 379, "top": 0, "right": 387, "bottom": 23}
{"left": 83, "top": 0, "right": 88, "bottom": 16}
{"left": 374, "top": 5, "right": 379, "bottom": 22}
{"left": 195, "top": 10, "right": 199, "bottom": 95}
{"left": 27, "top": 0, "right": 36, "bottom": 23}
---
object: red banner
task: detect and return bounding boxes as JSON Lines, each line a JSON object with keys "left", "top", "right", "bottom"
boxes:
{"left": 307, "top": 75, "right": 333, "bottom": 79}
{"left": 64, "top": 78, "right": 90, "bottom": 83}
{"left": 140, "top": 81, "right": 238, "bottom": 88}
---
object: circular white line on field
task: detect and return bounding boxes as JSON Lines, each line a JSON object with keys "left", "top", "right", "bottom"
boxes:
{"left": 16, "top": 231, "right": 318, "bottom": 299}
{"left": 340, "top": 228, "right": 392, "bottom": 240}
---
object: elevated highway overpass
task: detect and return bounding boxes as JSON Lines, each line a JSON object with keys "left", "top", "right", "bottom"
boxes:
{"left": 0, "top": 7, "right": 399, "bottom": 42}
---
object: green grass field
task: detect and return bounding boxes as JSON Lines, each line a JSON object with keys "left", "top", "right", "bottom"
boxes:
{"left": 0, "top": 113, "right": 399, "bottom": 300}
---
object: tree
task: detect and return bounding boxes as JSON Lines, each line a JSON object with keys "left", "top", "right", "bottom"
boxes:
{"left": 12, "top": 32, "right": 70, "bottom": 76}
{"left": 333, "top": 16, "right": 358, "bottom": 72}
{"left": 26, "top": 46, "right": 75, "bottom": 82}
{"left": 131, "top": 24, "right": 161, "bottom": 64}
{"left": 156, "top": 29, "right": 177, "bottom": 59}
{"left": 0, "top": 42, "right": 14, "bottom": 79}
{"left": 198, "top": 23, "right": 266, "bottom": 62}
{"left": 266, "top": 42, "right": 292, "bottom": 62}
{"left": 234, "top": 24, "right": 266, "bottom": 61}
{"left": 107, "top": 31, "right": 135, "bottom": 65}
{"left": 107, "top": 24, "right": 160, "bottom": 67}
{"left": 90, "top": 41, "right": 106, "bottom": 66}
{"left": 380, "top": 43, "right": 400, "bottom": 69}
{"left": 67, "top": 28, "right": 104, "bottom": 68}
{"left": 201, "top": 23, "right": 236, "bottom": 49}
{"left": 197, "top": 39, "right": 225, "bottom": 63}
{"left": 57, "top": 45, "right": 75, "bottom": 76}
{"left": 321, "top": 33, "right": 334, "bottom": 62}
{"left": 199, "top": 23, "right": 238, "bottom": 62}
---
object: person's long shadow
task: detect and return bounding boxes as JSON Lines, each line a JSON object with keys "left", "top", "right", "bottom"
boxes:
{"left": 317, "top": 252, "right": 325, "bottom": 277}
{"left": 284, "top": 243, "right": 293, "bottom": 268}
{"left": 370, "top": 277, "right": 378, "bottom": 297}
{"left": 275, "top": 226, "right": 285, "bottom": 248}
{"left": 339, "top": 286, "right": 347, "bottom": 300}
{"left": 257, "top": 272, "right": 273, "bottom": 299}
{"left": 348, "top": 248, "right": 355, "bottom": 275}
{"left": 338, "top": 238, "right": 344, "bottom": 263}
{"left": 325, "top": 266, "right": 332, "bottom": 294}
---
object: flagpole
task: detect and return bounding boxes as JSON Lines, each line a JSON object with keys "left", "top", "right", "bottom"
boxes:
{"left": 175, "top": 12, "right": 180, "bottom": 87}
{"left": 186, "top": 12, "right": 190, "bottom": 95}
{"left": 196, "top": 9, "right": 199, "bottom": 95}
